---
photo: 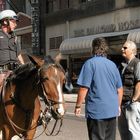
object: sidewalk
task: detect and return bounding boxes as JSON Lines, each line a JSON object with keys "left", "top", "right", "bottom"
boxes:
{"left": 64, "top": 93, "right": 78, "bottom": 103}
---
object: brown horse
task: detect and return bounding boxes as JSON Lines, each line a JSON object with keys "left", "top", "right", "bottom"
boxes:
{"left": 0, "top": 55, "right": 65, "bottom": 140}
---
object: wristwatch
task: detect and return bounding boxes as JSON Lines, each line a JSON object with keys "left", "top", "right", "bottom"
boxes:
{"left": 75, "top": 105, "right": 81, "bottom": 109}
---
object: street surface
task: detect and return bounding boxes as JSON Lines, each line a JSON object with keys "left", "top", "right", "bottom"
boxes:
{"left": 34, "top": 100, "right": 121, "bottom": 140}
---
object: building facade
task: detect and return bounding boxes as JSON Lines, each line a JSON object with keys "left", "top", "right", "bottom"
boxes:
{"left": 45, "top": 0, "right": 140, "bottom": 82}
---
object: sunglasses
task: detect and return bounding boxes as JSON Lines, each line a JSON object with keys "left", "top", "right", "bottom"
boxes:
{"left": 122, "top": 47, "right": 128, "bottom": 50}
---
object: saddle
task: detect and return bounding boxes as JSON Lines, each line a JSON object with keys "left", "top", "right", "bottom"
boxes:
{"left": 10, "top": 63, "right": 36, "bottom": 83}
{"left": 0, "top": 63, "right": 35, "bottom": 98}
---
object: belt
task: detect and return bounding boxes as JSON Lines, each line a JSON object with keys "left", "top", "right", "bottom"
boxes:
{"left": 122, "top": 100, "right": 130, "bottom": 105}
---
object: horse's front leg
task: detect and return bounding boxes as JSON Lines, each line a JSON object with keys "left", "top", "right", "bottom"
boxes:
{"left": 25, "top": 112, "right": 40, "bottom": 139}
{"left": 25, "top": 98, "right": 41, "bottom": 140}
{"left": 2, "top": 125, "right": 14, "bottom": 140}
{"left": 24, "top": 126, "right": 37, "bottom": 140}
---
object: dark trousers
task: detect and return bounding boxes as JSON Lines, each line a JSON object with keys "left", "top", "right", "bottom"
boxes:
{"left": 87, "top": 117, "right": 116, "bottom": 140}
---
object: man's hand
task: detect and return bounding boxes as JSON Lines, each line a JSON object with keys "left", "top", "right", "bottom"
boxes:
{"left": 75, "top": 107, "right": 81, "bottom": 117}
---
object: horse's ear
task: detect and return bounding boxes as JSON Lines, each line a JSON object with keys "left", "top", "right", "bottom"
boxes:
{"left": 28, "top": 55, "right": 45, "bottom": 67}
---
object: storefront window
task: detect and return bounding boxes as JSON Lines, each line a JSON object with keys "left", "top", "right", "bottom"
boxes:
{"left": 49, "top": 36, "right": 63, "bottom": 50}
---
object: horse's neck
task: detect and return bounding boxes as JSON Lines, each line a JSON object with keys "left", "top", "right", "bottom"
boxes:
{"left": 13, "top": 78, "right": 39, "bottom": 110}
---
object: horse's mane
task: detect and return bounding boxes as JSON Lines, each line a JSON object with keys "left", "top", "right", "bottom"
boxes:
{"left": 14, "top": 63, "right": 35, "bottom": 74}
{"left": 10, "top": 63, "right": 36, "bottom": 82}
{"left": 10, "top": 55, "right": 55, "bottom": 82}
{"left": 8, "top": 55, "right": 65, "bottom": 83}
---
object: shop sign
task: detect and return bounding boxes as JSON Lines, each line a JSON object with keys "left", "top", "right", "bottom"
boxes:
{"left": 74, "top": 19, "right": 140, "bottom": 37}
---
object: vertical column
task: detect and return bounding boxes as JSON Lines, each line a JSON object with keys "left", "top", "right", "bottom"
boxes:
{"left": 0, "top": 0, "right": 6, "bottom": 10}
{"left": 31, "top": 0, "right": 40, "bottom": 55}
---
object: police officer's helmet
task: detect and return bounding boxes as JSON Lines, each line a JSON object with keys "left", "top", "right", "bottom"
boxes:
{"left": 0, "top": 10, "right": 18, "bottom": 21}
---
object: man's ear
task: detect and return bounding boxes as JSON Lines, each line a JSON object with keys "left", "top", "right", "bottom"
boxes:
{"left": 1, "top": 19, "right": 9, "bottom": 26}
{"left": 3, "top": 20, "right": 8, "bottom": 25}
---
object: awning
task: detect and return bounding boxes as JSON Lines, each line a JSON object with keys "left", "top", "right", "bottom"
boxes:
{"left": 127, "top": 29, "right": 140, "bottom": 43}
{"left": 60, "top": 36, "right": 93, "bottom": 54}
{"left": 60, "top": 31, "right": 131, "bottom": 55}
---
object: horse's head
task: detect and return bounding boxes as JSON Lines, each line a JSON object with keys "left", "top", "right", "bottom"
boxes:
{"left": 28, "top": 55, "right": 65, "bottom": 119}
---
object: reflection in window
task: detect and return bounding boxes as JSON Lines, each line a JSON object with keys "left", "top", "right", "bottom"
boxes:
{"left": 46, "top": 0, "right": 53, "bottom": 13}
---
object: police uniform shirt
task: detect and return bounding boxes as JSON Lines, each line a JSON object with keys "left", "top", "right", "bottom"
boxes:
{"left": 0, "top": 30, "right": 19, "bottom": 65}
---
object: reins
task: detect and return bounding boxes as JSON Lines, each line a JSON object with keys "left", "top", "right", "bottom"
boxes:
{"left": 1, "top": 80, "right": 25, "bottom": 138}
{"left": 1, "top": 80, "right": 51, "bottom": 140}
{"left": 39, "top": 106, "right": 63, "bottom": 136}
{"left": 1, "top": 80, "right": 40, "bottom": 139}
{"left": 44, "top": 118, "right": 63, "bottom": 136}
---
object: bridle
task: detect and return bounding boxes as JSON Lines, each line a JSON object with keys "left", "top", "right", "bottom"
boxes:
{"left": 38, "top": 63, "right": 65, "bottom": 107}
{"left": 36, "top": 63, "right": 65, "bottom": 135}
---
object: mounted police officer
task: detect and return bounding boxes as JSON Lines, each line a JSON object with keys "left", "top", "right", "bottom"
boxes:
{"left": 118, "top": 40, "right": 140, "bottom": 140}
{"left": 0, "top": 9, "right": 24, "bottom": 90}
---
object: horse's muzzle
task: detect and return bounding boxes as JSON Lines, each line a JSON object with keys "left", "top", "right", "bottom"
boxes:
{"left": 51, "top": 109, "right": 64, "bottom": 120}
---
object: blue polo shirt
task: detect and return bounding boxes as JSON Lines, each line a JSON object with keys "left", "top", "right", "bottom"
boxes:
{"left": 77, "top": 56, "right": 122, "bottom": 119}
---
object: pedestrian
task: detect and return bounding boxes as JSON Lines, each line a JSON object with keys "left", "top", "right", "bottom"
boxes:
{"left": 65, "top": 68, "right": 73, "bottom": 93}
{"left": 118, "top": 40, "right": 140, "bottom": 140}
{"left": 0, "top": 9, "right": 24, "bottom": 90}
{"left": 74, "top": 37, "right": 123, "bottom": 140}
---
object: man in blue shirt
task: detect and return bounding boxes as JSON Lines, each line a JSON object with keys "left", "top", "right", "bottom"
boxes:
{"left": 75, "top": 37, "right": 123, "bottom": 140}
